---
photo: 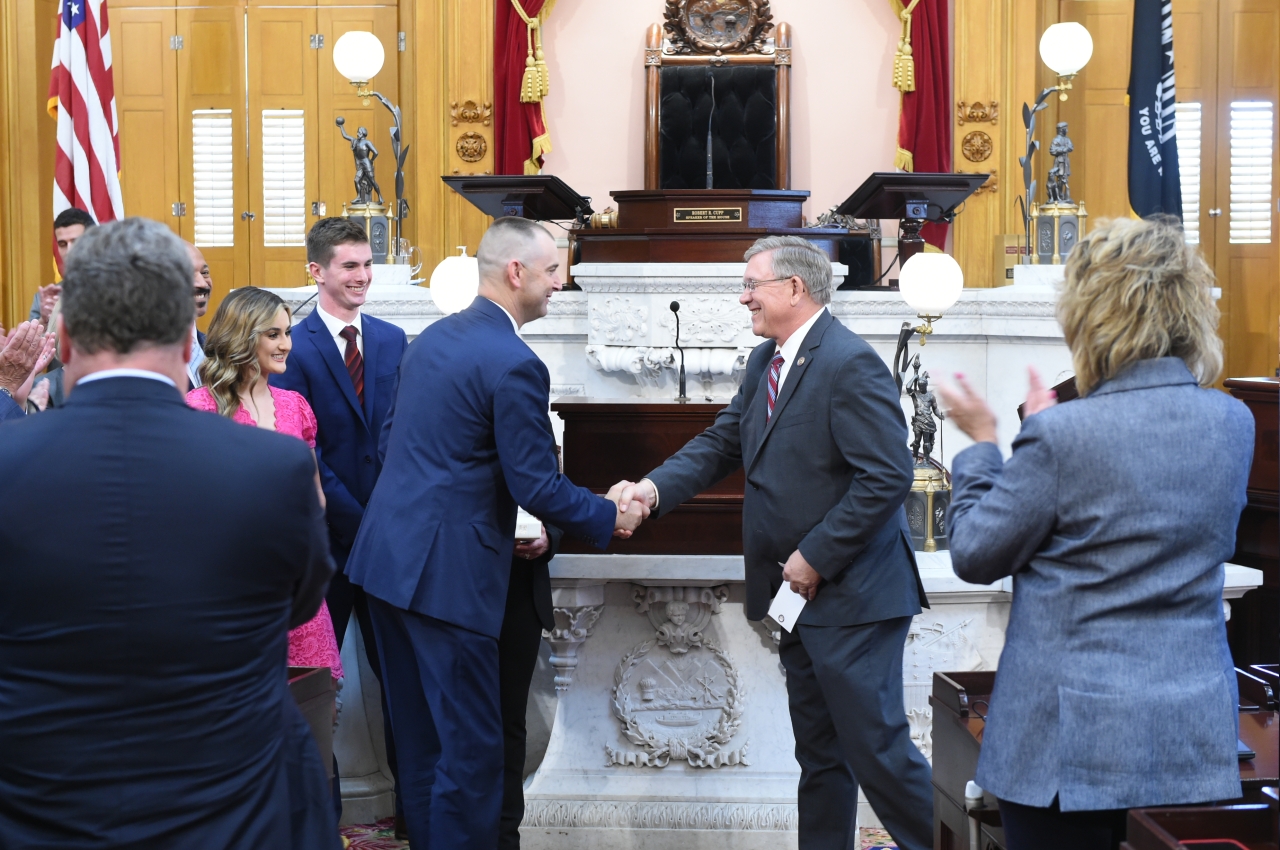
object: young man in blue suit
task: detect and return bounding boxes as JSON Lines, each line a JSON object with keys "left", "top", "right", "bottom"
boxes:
{"left": 271, "top": 217, "right": 408, "bottom": 825}
{"left": 347, "top": 216, "right": 648, "bottom": 850}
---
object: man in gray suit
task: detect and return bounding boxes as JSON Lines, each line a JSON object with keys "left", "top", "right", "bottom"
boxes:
{"left": 613, "top": 235, "right": 933, "bottom": 850}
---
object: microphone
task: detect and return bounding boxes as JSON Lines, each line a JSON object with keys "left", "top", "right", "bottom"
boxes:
{"left": 670, "top": 301, "right": 688, "bottom": 402}
{"left": 705, "top": 70, "right": 716, "bottom": 190}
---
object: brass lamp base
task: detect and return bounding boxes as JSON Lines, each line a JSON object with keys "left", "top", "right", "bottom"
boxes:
{"left": 905, "top": 462, "right": 950, "bottom": 553}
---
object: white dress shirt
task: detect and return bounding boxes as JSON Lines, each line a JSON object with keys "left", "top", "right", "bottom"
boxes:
{"left": 315, "top": 304, "right": 363, "bottom": 358}
{"left": 484, "top": 297, "right": 521, "bottom": 333}
{"left": 187, "top": 322, "right": 206, "bottom": 388}
{"left": 772, "top": 306, "right": 827, "bottom": 395}
{"left": 77, "top": 368, "right": 177, "bottom": 388}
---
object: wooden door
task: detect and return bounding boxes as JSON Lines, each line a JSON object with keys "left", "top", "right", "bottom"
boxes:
{"left": 316, "top": 7, "right": 399, "bottom": 232}
{"left": 178, "top": 3, "right": 249, "bottom": 324}
{"left": 110, "top": 7, "right": 180, "bottom": 232}
{"left": 246, "top": 5, "right": 319, "bottom": 288}
{"left": 1214, "top": 0, "right": 1279, "bottom": 379}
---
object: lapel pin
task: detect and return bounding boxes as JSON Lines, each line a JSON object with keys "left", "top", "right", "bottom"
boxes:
{"left": 797, "top": 356, "right": 806, "bottom": 366}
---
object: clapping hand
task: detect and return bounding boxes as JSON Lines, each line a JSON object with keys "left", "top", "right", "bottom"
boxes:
{"left": 1021, "top": 366, "right": 1058, "bottom": 418}
{"left": 37, "top": 284, "right": 61, "bottom": 325}
{"left": 0, "top": 322, "right": 55, "bottom": 405}
{"left": 936, "top": 372, "right": 998, "bottom": 444}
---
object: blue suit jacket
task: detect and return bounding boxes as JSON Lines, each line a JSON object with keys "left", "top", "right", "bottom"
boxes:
{"left": 347, "top": 297, "right": 617, "bottom": 638}
{"left": 949, "top": 358, "right": 1254, "bottom": 811}
{"left": 0, "top": 392, "right": 21, "bottom": 421}
{"left": 0, "top": 377, "right": 335, "bottom": 847}
{"left": 271, "top": 308, "right": 407, "bottom": 553}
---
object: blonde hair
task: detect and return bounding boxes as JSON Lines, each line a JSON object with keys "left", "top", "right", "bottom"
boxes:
{"left": 1056, "top": 216, "right": 1222, "bottom": 396}
{"left": 199, "top": 287, "right": 290, "bottom": 418}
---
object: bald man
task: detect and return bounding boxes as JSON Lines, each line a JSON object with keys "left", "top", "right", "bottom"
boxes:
{"left": 184, "top": 242, "right": 212, "bottom": 389}
{"left": 346, "top": 216, "right": 647, "bottom": 850}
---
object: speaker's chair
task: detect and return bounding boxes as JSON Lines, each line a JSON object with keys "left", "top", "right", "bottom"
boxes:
{"left": 643, "top": 2, "right": 791, "bottom": 191}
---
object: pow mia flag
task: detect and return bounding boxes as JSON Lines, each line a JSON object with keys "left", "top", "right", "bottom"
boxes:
{"left": 1128, "top": 0, "right": 1183, "bottom": 218}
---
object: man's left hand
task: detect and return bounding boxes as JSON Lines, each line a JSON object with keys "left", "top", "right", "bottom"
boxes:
{"left": 515, "top": 524, "right": 550, "bottom": 560}
{"left": 782, "top": 549, "right": 821, "bottom": 601}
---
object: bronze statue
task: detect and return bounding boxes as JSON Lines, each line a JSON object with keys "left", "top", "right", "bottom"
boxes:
{"left": 904, "top": 355, "right": 944, "bottom": 464}
{"left": 1046, "top": 122, "right": 1074, "bottom": 205}
{"left": 336, "top": 117, "right": 383, "bottom": 206}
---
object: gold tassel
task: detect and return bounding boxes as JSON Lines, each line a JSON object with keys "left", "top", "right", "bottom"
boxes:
{"left": 512, "top": 0, "right": 549, "bottom": 104}
{"left": 890, "top": 0, "right": 923, "bottom": 93}
{"left": 894, "top": 146, "right": 915, "bottom": 172}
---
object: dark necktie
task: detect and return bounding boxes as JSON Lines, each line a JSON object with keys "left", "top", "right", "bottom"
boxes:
{"left": 338, "top": 325, "right": 364, "bottom": 405}
{"left": 767, "top": 352, "right": 784, "bottom": 421}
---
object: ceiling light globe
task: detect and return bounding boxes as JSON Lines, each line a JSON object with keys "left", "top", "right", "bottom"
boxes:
{"left": 332, "top": 31, "right": 385, "bottom": 84}
{"left": 1039, "top": 22, "right": 1093, "bottom": 77}
{"left": 429, "top": 247, "right": 480, "bottom": 315}
{"left": 898, "top": 252, "right": 964, "bottom": 316}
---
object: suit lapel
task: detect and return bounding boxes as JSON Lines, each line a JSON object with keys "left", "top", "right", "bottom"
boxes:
{"left": 746, "top": 312, "right": 831, "bottom": 475}
{"left": 305, "top": 310, "right": 367, "bottom": 429}
{"left": 360, "top": 318, "right": 378, "bottom": 427}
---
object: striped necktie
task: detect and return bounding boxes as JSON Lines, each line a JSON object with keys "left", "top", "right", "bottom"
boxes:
{"left": 338, "top": 325, "right": 364, "bottom": 405}
{"left": 767, "top": 352, "right": 784, "bottom": 421}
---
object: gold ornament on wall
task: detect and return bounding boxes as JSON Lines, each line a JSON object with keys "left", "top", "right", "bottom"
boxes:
{"left": 456, "top": 132, "right": 488, "bottom": 163}
{"left": 961, "top": 131, "right": 993, "bottom": 162}
{"left": 451, "top": 100, "right": 493, "bottom": 127}
{"left": 956, "top": 100, "right": 999, "bottom": 126}
{"left": 956, "top": 169, "right": 998, "bottom": 195}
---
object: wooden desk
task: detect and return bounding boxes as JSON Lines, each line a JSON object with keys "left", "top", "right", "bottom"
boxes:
{"left": 553, "top": 397, "right": 743, "bottom": 554}
{"left": 931, "top": 671, "right": 1279, "bottom": 850}
{"left": 1122, "top": 800, "right": 1279, "bottom": 850}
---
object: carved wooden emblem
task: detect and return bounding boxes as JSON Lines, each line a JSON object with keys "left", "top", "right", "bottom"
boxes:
{"left": 455, "top": 132, "right": 487, "bottom": 163}
{"left": 663, "top": 0, "right": 774, "bottom": 55}
{"left": 961, "top": 130, "right": 993, "bottom": 162}
{"left": 956, "top": 100, "right": 999, "bottom": 126}
{"left": 450, "top": 100, "right": 492, "bottom": 127}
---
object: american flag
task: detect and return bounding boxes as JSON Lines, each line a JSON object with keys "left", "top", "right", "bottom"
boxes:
{"left": 47, "top": 0, "right": 123, "bottom": 233}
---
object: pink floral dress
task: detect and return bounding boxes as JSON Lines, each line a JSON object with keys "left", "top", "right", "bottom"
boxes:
{"left": 186, "top": 385, "right": 344, "bottom": 683}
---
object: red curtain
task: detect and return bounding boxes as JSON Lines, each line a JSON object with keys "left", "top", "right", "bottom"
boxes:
{"left": 894, "top": 0, "right": 951, "bottom": 248}
{"left": 494, "top": 0, "right": 550, "bottom": 175}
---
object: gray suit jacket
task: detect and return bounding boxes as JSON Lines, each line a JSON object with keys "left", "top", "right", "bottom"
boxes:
{"left": 648, "top": 310, "right": 927, "bottom": 626}
{"left": 949, "top": 357, "right": 1254, "bottom": 811}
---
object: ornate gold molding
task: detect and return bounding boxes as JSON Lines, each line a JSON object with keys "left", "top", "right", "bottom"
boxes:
{"left": 961, "top": 130, "right": 993, "bottom": 162}
{"left": 956, "top": 168, "right": 998, "bottom": 195}
{"left": 956, "top": 100, "right": 999, "bottom": 126}
{"left": 456, "top": 131, "right": 487, "bottom": 162}
{"left": 450, "top": 99, "right": 492, "bottom": 126}
{"left": 663, "top": 0, "right": 774, "bottom": 55}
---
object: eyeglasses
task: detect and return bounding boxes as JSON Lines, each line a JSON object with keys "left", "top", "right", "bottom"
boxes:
{"left": 741, "top": 276, "right": 794, "bottom": 293}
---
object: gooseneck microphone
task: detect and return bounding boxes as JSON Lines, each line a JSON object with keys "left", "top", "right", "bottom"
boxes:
{"left": 705, "top": 69, "right": 716, "bottom": 189}
{"left": 671, "top": 301, "right": 688, "bottom": 402}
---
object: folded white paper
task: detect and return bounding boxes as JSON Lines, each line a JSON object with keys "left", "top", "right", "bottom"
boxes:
{"left": 768, "top": 582, "right": 807, "bottom": 632}
{"left": 515, "top": 508, "right": 542, "bottom": 540}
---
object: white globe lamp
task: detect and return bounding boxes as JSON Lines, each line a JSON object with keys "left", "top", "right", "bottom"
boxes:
{"left": 898, "top": 252, "right": 963, "bottom": 344}
{"left": 429, "top": 247, "right": 480, "bottom": 315}
{"left": 1039, "top": 22, "right": 1093, "bottom": 77}
{"left": 332, "top": 31, "right": 385, "bottom": 101}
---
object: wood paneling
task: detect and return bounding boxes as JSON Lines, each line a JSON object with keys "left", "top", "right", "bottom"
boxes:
{"left": 112, "top": 8, "right": 180, "bottom": 232}
{"left": 951, "top": 0, "right": 1003, "bottom": 289}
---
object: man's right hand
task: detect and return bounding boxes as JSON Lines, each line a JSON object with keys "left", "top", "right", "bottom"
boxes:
{"left": 0, "top": 322, "right": 47, "bottom": 397}
{"left": 612, "top": 499, "right": 649, "bottom": 539}
{"left": 38, "top": 284, "right": 62, "bottom": 325}
{"left": 609, "top": 478, "right": 658, "bottom": 513}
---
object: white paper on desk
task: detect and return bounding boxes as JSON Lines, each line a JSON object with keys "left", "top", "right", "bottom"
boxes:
{"left": 768, "top": 582, "right": 807, "bottom": 632}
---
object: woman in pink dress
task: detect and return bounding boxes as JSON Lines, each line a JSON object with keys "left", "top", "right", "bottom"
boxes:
{"left": 186, "top": 287, "right": 344, "bottom": 685}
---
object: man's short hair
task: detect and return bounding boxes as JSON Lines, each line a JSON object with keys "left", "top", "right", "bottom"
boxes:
{"left": 306, "top": 217, "right": 369, "bottom": 267}
{"left": 61, "top": 218, "right": 194, "bottom": 354}
{"left": 476, "top": 217, "right": 553, "bottom": 281}
{"left": 744, "top": 236, "right": 833, "bottom": 306}
{"left": 54, "top": 207, "right": 96, "bottom": 232}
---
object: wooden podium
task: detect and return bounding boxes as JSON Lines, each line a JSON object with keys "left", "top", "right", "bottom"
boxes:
{"left": 570, "top": 189, "right": 848, "bottom": 264}
{"left": 552, "top": 397, "right": 743, "bottom": 555}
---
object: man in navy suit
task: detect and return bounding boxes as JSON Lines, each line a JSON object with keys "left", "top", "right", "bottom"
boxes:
{"left": 271, "top": 216, "right": 408, "bottom": 825}
{"left": 0, "top": 218, "right": 338, "bottom": 849}
{"left": 347, "top": 216, "right": 648, "bottom": 850}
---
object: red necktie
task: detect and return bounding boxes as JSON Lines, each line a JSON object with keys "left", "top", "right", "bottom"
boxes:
{"left": 767, "top": 352, "right": 784, "bottom": 421}
{"left": 338, "top": 325, "right": 364, "bottom": 405}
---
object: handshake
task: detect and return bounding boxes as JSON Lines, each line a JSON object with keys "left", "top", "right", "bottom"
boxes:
{"left": 606, "top": 478, "right": 659, "bottom": 539}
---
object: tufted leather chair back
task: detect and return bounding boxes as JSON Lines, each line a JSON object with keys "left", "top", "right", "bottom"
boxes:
{"left": 658, "top": 66, "right": 778, "bottom": 190}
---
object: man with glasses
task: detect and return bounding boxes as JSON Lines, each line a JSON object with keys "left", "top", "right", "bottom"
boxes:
{"left": 611, "top": 235, "right": 933, "bottom": 850}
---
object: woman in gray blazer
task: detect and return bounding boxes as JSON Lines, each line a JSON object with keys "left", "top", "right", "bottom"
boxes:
{"left": 939, "top": 217, "right": 1254, "bottom": 850}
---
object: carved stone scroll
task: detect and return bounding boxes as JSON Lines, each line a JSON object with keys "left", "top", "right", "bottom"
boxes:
{"left": 544, "top": 605, "right": 604, "bottom": 693}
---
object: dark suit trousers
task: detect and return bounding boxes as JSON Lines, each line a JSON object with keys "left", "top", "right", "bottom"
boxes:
{"left": 498, "top": 562, "right": 546, "bottom": 850}
{"left": 779, "top": 616, "right": 933, "bottom": 850}
{"left": 368, "top": 595, "right": 504, "bottom": 850}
